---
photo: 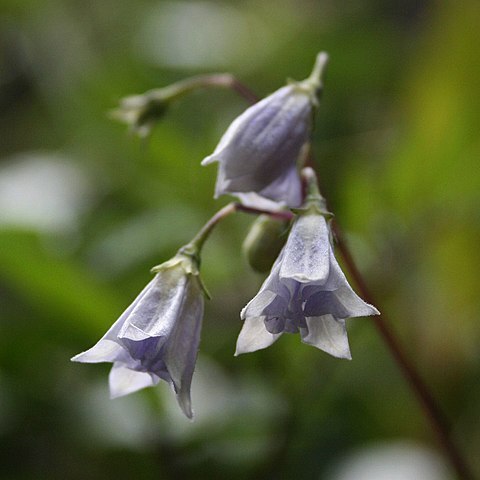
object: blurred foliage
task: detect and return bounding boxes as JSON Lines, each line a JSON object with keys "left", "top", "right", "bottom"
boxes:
{"left": 0, "top": 0, "right": 479, "bottom": 479}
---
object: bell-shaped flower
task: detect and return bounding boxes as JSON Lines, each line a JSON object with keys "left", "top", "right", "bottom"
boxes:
{"left": 71, "top": 251, "right": 206, "bottom": 419}
{"left": 201, "top": 52, "right": 329, "bottom": 210}
{"left": 236, "top": 191, "right": 379, "bottom": 358}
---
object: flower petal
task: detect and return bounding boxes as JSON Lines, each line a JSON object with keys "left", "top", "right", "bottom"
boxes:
{"left": 301, "top": 315, "right": 352, "bottom": 359}
{"left": 235, "top": 316, "right": 282, "bottom": 355}
{"left": 71, "top": 339, "right": 125, "bottom": 364}
{"left": 234, "top": 192, "right": 287, "bottom": 211}
{"left": 71, "top": 278, "right": 157, "bottom": 363}
{"left": 256, "top": 164, "right": 303, "bottom": 208}
{"left": 280, "top": 215, "right": 331, "bottom": 283}
{"left": 202, "top": 86, "right": 298, "bottom": 167}
{"left": 163, "top": 278, "right": 204, "bottom": 419}
{"left": 241, "top": 289, "right": 278, "bottom": 318}
{"left": 259, "top": 292, "right": 290, "bottom": 318}
{"left": 233, "top": 164, "right": 303, "bottom": 209}
{"left": 118, "top": 271, "right": 188, "bottom": 341}
{"left": 109, "top": 363, "right": 159, "bottom": 398}
{"left": 304, "top": 286, "right": 380, "bottom": 318}
{"left": 202, "top": 85, "right": 312, "bottom": 206}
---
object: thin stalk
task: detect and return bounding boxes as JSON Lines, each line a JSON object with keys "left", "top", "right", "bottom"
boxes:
{"left": 148, "top": 73, "right": 260, "bottom": 105}
{"left": 223, "top": 76, "right": 260, "bottom": 105}
{"left": 227, "top": 76, "right": 474, "bottom": 480}
{"left": 332, "top": 225, "right": 473, "bottom": 480}
{"left": 188, "top": 202, "right": 292, "bottom": 253}
{"left": 188, "top": 203, "right": 238, "bottom": 253}
{"left": 235, "top": 203, "right": 293, "bottom": 221}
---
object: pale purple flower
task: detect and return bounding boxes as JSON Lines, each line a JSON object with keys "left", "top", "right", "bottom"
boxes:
{"left": 201, "top": 53, "right": 328, "bottom": 210}
{"left": 236, "top": 212, "right": 379, "bottom": 358}
{"left": 71, "top": 254, "right": 205, "bottom": 419}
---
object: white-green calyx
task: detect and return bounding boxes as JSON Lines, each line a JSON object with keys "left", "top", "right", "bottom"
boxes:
{"left": 289, "top": 51, "right": 329, "bottom": 106}
{"left": 293, "top": 167, "right": 333, "bottom": 219}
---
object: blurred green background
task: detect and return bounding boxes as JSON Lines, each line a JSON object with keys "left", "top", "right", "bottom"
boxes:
{"left": 0, "top": 0, "right": 479, "bottom": 479}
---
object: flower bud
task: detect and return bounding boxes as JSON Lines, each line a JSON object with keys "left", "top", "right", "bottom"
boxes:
{"left": 201, "top": 52, "right": 329, "bottom": 209}
{"left": 242, "top": 215, "right": 289, "bottom": 273}
{"left": 110, "top": 90, "right": 170, "bottom": 137}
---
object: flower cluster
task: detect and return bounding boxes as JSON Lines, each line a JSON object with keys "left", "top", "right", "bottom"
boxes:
{"left": 72, "top": 52, "right": 379, "bottom": 418}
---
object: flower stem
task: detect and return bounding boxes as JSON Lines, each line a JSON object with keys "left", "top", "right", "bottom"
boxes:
{"left": 331, "top": 222, "right": 474, "bottom": 480}
{"left": 304, "top": 51, "right": 329, "bottom": 91}
{"left": 188, "top": 203, "right": 238, "bottom": 253}
{"left": 224, "top": 75, "right": 474, "bottom": 480}
{"left": 148, "top": 73, "right": 260, "bottom": 105}
{"left": 189, "top": 202, "right": 294, "bottom": 254}
{"left": 234, "top": 203, "right": 294, "bottom": 221}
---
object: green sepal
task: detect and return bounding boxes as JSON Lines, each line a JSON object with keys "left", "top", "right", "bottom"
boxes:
{"left": 291, "top": 203, "right": 334, "bottom": 219}
{"left": 285, "top": 52, "right": 328, "bottom": 107}
{"left": 150, "top": 245, "right": 211, "bottom": 300}
{"left": 242, "top": 215, "right": 290, "bottom": 273}
{"left": 195, "top": 274, "right": 211, "bottom": 300}
{"left": 286, "top": 78, "right": 320, "bottom": 107}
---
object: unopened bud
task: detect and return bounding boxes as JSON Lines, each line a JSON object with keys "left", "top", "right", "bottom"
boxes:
{"left": 110, "top": 89, "right": 171, "bottom": 137}
{"left": 201, "top": 52, "right": 329, "bottom": 209}
{"left": 110, "top": 73, "right": 246, "bottom": 138}
{"left": 242, "top": 215, "right": 289, "bottom": 273}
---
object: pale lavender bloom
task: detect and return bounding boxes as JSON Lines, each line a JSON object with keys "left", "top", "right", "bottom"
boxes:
{"left": 71, "top": 255, "right": 204, "bottom": 419}
{"left": 201, "top": 53, "right": 328, "bottom": 210}
{"left": 236, "top": 213, "right": 379, "bottom": 358}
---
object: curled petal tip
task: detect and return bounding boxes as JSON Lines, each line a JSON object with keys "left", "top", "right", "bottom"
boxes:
{"left": 233, "top": 347, "right": 244, "bottom": 357}
{"left": 201, "top": 154, "right": 217, "bottom": 166}
{"left": 176, "top": 392, "right": 194, "bottom": 419}
{"left": 361, "top": 302, "right": 381, "bottom": 317}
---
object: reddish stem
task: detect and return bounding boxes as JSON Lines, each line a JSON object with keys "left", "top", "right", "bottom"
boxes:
{"left": 229, "top": 77, "right": 474, "bottom": 480}
{"left": 331, "top": 223, "right": 473, "bottom": 480}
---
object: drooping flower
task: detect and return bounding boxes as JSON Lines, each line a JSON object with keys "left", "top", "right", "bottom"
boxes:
{"left": 201, "top": 52, "right": 329, "bottom": 210}
{"left": 236, "top": 170, "right": 379, "bottom": 357}
{"left": 71, "top": 250, "right": 206, "bottom": 419}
